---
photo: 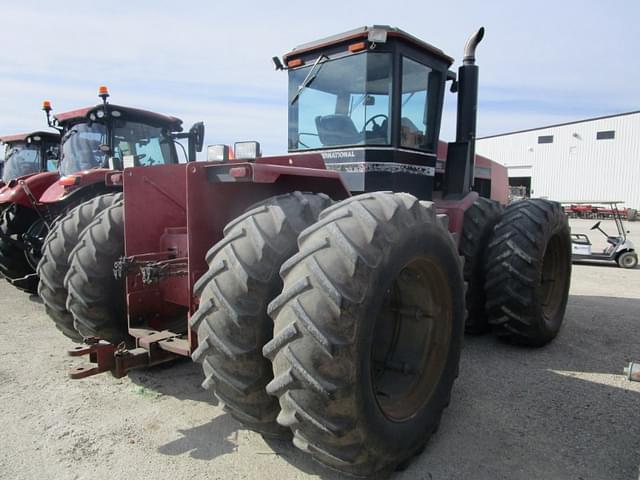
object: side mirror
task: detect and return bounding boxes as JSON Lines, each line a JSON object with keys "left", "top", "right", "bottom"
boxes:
{"left": 190, "top": 122, "right": 205, "bottom": 153}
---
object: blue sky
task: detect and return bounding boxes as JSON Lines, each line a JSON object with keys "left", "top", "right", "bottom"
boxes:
{"left": 0, "top": 0, "right": 638, "bottom": 156}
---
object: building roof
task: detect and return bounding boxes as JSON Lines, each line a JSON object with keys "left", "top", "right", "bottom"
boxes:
{"left": 0, "top": 131, "right": 61, "bottom": 144}
{"left": 477, "top": 110, "right": 640, "bottom": 140}
{"left": 54, "top": 104, "right": 183, "bottom": 131}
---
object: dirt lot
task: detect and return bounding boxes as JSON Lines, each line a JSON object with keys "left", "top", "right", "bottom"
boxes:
{"left": 1, "top": 218, "right": 639, "bottom": 480}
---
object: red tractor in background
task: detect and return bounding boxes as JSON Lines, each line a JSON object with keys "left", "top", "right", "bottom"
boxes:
{"left": 0, "top": 131, "right": 60, "bottom": 189}
{"left": 62, "top": 26, "right": 571, "bottom": 477}
{"left": 0, "top": 130, "right": 60, "bottom": 286}
{"left": 0, "top": 87, "right": 204, "bottom": 297}
{"left": 36, "top": 88, "right": 204, "bottom": 339}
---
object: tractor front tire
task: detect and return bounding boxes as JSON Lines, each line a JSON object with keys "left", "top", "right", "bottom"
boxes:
{"left": 190, "top": 192, "right": 332, "bottom": 437}
{"left": 0, "top": 204, "right": 40, "bottom": 293}
{"left": 38, "top": 193, "right": 122, "bottom": 341}
{"left": 460, "top": 197, "right": 503, "bottom": 334}
{"left": 264, "top": 192, "right": 465, "bottom": 477}
{"left": 484, "top": 199, "right": 572, "bottom": 346}
{"left": 65, "top": 199, "right": 127, "bottom": 343}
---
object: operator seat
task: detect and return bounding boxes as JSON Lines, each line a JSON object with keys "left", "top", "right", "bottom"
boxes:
{"left": 315, "top": 115, "right": 361, "bottom": 146}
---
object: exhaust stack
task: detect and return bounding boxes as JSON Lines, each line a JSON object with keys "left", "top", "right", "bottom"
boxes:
{"left": 443, "top": 27, "right": 485, "bottom": 199}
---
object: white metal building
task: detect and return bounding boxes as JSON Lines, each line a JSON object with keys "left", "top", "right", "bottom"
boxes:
{"left": 476, "top": 111, "right": 640, "bottom": 209}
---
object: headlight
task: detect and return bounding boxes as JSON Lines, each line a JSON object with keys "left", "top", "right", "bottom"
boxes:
{"left": 234, "top": 141, "right": 261, "bottom": 160}
{"left": 207, "top": 144, "right": 230, "bottom": 162}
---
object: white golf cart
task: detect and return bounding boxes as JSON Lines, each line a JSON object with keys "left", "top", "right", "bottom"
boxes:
{"left": 567, "top": 201, "right": 637, "bottom": 269}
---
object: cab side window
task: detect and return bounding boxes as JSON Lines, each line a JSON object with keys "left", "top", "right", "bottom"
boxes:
{"left": 400, "top": 57, "right": 431, "bottom": 149}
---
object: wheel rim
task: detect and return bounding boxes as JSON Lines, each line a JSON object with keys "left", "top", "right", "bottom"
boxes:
{"left": 370, "top": 258, "right": 452, "bottom": 422}
{"left": 540, "top": 233, "right": 570, "bottom": 322}
{"left": 23, "top": 219, "right": 47, "bottom": 270}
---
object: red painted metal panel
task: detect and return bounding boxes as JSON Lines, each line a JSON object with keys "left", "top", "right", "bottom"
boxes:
{"left": 0, "top": 171, "right": 59, "bottom": 207}
{"left": 39, "top": 169, "right": 112, "bottom": 203}
{"left": 489, "top": 160, "right": 509, "bottom": 205}
{"left": 434, "top": 191, "right": 479, "bottom": 245}
{"left": 120, "top": 158, "right": 349, "bottom": 353}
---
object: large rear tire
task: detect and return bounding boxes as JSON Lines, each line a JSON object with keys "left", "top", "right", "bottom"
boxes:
{"left": 0, "top": 204, "right": 40, "bottom": 293}
{"left": 264, "top": 192, "right": 465, "bottom": 477}
{"left": 38, "top": 193, "right": 122, "bottom": 341}
{"left": 190, "top": 192, "right": 332, "bottom": 437}
{"left": 460, "top": 197, "right": 503, "bottom": 334}
{"left": 65, "top": 200, "right": 127, "bottom": 343}
{"left": 484, "top": 199, "right": 572, "bottom": 346}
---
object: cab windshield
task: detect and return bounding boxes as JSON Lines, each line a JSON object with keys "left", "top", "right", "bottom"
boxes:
{"left": 288, "top": 52, "right": 392, "bottom": 150}
{"left": 2, "top": 142, "right": 41, "bottom": 183}
{"left": 59, "top": 120, "right": 177, "bottom": 176}
{"left": 59, "top": 123, "right": 108, "bottom": 176}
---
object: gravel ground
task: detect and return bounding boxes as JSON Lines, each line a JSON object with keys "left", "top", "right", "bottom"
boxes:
{"left": 0, "top": 218, "right": 639, "bottom": 480}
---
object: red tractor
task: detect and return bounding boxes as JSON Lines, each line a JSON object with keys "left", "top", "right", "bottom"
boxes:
{"left": 0, "top": 130, "right": 61, "bottom": 287}
{"left": 0, "top": 130, "right": 60, "bottom": 189}
{"left": 0, "top": 87, "right": 204, "bottom": 295}
{"left": 63, "top": 27, "right": 571, "bottom": 477}
{"left": 36, "top": 88, "right": 204, "bottom": 338}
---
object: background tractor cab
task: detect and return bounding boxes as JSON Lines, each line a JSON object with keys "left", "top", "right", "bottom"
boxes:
{"left": 0, "top": 131, "right": 60, "bottom": 189}
{"left": 570, "top": 201, "right": 637, "bottom": 268}
{"left": 40, "top": 87, "right": 203, "bottom": 205}
{"left": 284, "top": 25, "right": 480, "bottom": 203}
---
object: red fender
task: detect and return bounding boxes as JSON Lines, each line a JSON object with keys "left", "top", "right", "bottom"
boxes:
{"left": 39, "top": 169, "right": 114, "bottom": 204}
{"left": 0, "top": 171, "right": 60, "bottom": 208}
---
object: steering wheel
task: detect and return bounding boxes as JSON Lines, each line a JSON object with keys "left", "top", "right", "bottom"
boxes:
{"left": 297, "top": 132, "right": 319, "bottom": 149}
{"left": 363, "top": 114, "right": 389, "bottom": 132}
{"left": 590, "top": 221, "right": 601, "bottom": 230}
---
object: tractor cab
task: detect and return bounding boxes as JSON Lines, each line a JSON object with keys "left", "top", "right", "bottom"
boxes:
{"left": 284, "top": 26, "right": 455, "bottom": 199}
{"left": 47, "top": 94, "right": 185, "bottom": 177}
{"left": 0, "top": 131, "right": 60, "bottom": 185}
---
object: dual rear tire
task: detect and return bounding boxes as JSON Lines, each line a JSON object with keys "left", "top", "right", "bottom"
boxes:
{"left": 64, "top": 199, "right": 127, "bottom": 343}
{"left": 190, "top": 192, "right": 332, "bottom": 437}
{"left": 484, "top": 199, "right": 572, "bottom": 346}
{"left": 38, "top": 193, "right": 122, "bottom": 341}
{"left": 192, "top": 193, "right": 572, "bottom": 476}
{"left": 192, "top": 191, "right": 465, "bottom": 476}
{"left": 264, "top": 192, "right": 464, "bottom": 476}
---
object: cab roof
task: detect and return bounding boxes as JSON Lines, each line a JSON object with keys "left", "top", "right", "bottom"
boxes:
{"left": 54, "top": 104, "right": 183, "bottom": 131}
{"left": 284, "top": 25, "right": 454, "bottom": 65}
{"left": 0, "top": 131, "right": 61, "bottom": 144}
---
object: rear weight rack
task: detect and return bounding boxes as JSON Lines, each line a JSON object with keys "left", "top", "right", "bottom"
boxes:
{"left": 67, "top": 330, "right": 187, "bottom": 379}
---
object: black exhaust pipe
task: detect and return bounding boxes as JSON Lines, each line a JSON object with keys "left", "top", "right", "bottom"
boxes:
{"left": 443, "top": 27, "right": 485, "bottom": 199}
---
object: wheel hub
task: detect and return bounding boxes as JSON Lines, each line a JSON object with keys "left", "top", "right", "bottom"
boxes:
{"left": 370, "top": 258, "right": 452, "bottom": 422}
